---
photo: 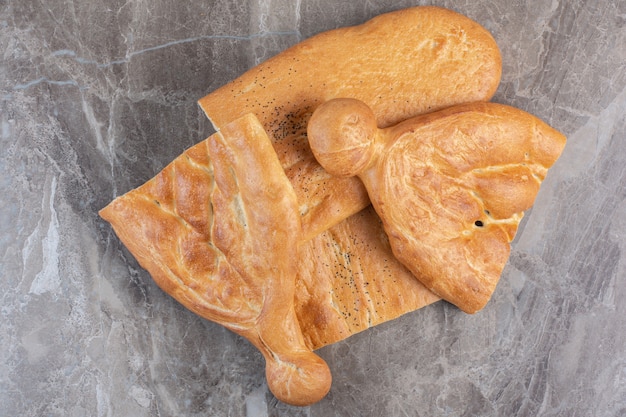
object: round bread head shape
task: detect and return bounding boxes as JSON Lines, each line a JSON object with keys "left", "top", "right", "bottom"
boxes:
{"left": 307, "top": 98, "right": 378, "bottom": 177}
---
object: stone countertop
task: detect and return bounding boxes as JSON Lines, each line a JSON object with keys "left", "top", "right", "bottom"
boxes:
{"left": 2, "top": 1, "right": 625, "bottom": 416}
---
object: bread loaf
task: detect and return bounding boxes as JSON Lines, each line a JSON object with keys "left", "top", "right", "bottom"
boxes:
{"left": 307, "top": 99, "right": 567, "bottom": 313}
{"left": 296, "top": 205, "right": 440, "bottom": 349}
{"left": 100, "top": 6, "right": 510, "bottom": 405}
{"left": 100, "top": 114, "right": 331, "bottom": 406}
{"left": 198, "top": 5, "right": 502, "bottom": 239}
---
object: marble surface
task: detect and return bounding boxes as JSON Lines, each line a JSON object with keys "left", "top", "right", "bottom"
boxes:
{"left": 1, "top": 0, "right": 625, "bottom": 415}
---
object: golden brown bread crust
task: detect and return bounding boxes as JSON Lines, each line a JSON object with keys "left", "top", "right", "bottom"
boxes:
{"left": 99, "top": 7, "right": 509, "bottom": 404}
{"left": 99, "top": 112, "right": 438, "bottom": 329}
{"left": 295, "top": 206, "right": 440, "bottom": 349}
{"left": 198, "top": 6, "right": 502, "bottom": 239}
{"left": 100, "top": 114, "right": 332, "bottom": 406}
{"left": 307, "top": 99, "right": 567, "bottom": 313}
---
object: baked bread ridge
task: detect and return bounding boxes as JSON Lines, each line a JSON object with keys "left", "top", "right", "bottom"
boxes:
{"left": 295, "top": 205, "right": 441, "bottom": 350}
{"left": 198, "top": 5, "right": 502, "bottom": 240}
{"left": 307, "top": 99, "right": 567, "bottom": 314}
{"left": 99, "top": 110, "right": 439, "bottom": 377}
{"left": 100, "top": 113, "right": 331, "bottom": 406}
{"left": 100, "top": 6, "right": 510, "bottom": 403}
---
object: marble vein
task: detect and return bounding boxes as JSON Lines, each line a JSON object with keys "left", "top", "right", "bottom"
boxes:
{"left": 22, "top": 176, "right": 61, "bottom": 296}
{"left": 12, "top": 77, "right": 85, "bottom": 90}
{"left": 48, "top": 31, "right": 301, "bottom": 69}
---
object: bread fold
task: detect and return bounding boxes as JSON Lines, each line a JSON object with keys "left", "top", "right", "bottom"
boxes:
{"left": 198, "top": 5, "right": 502, "bottom": 239}
{"left": 100, "top": 114, "right": 333, "bottom": 406}
{"left": 97, "top": 6, "right": 568, "bottom": 406}
{"left": 307, "top": 100, "right": 567, "bottom": 313}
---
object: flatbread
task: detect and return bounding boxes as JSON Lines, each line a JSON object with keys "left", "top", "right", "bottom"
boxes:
{"left": 308, "top": 100, "right": 567, "bottom": 313}
{"left": 198, "top": 5, "right": 502, "bottom": 239}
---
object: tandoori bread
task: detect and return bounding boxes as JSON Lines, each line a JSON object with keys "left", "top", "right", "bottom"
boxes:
{"left": 308, "top": 99, "right": 567, "bottom": 313}
{"left": 100, "top": 114, "right": 332, "bottom": 406}
{"left": 198, "top": 6, "right": 502, "bottom": 240}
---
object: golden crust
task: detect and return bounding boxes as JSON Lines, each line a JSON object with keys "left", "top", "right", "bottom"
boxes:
{"left": 100, "top": 112, "right": 439, "bottom": 349}
{"left": 295, "top": 206, "right": 440, "bottom": 349}
{"left": 101, "top": 114, "right": 332, "bottom": 406}
{"left": 198, "top": 5, "right": 502, "bottom": 239}
{"left": 100, "top": 6, "right": 513, "bottom": 405}
{"left": 307, "top": 100, "right": 567, "bottom": 313}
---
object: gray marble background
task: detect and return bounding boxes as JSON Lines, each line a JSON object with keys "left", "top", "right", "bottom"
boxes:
{"left": 1, "top": 0, "right": 625, "bottom": 416}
